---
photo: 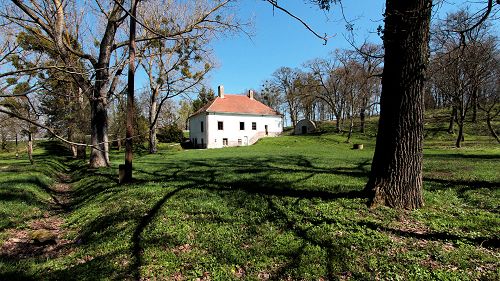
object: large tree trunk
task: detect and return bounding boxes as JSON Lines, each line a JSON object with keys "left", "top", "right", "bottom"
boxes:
{"left": 89, "top": 98, "right": 109, "bottom": 168}
{"left": 335, "top": 113, "right": 342, "bottom": 132}
{"left": 364, "top": 0, "right": 432, "bottom": 209}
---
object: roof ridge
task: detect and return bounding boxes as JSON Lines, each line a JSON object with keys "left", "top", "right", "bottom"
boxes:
{"left": 189, "top": 93, "right": 280, "bottom": 117}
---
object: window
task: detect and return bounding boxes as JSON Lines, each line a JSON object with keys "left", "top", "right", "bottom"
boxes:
{"left": 201, "top": 121, "right": 204, "bottom": 132}
{"left": 218, "top": 121, "right": 223, "bottom": 130}
{"left": 238, "top": 139, "right": 242, "bottom": 145}
{"left": 240, "top": 122, "right": 245, "bottom": 130}
{"left": 252, "top": 122, "right": 256, "bottom": 130}
{"left": 223, "top": 138, "right": 228, "bottom": 146}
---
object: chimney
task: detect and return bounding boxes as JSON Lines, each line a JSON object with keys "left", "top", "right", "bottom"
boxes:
{"left": 248, "top": 90, "right": 254, "bottom": 100}
{"left": 218, "top": 85, "right": 224, "bottom": 98}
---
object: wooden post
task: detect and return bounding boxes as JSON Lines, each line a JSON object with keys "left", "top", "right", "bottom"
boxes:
{"left": 123, "top": 0, "right": 137, "bottom": 183}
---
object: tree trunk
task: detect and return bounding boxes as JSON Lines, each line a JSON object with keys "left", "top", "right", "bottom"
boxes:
{"left": 456, "top": 120, "right": 464, "bottom": 148}
{"left": 148, "top": 88, "right": 158, "bottom": 154}
{"left": 89, "top": 98, "right": 110, "bottom": 168}
{"left": 123, "top": 0, "right": 137, "bottom": 183}
{"left": 68, "top": 128, "right": 77, "bottom": 158}
{"left": 346, "top": 113, "right": 354, "bottom": 143}
{"left": 1, "top": 134, "right": 6, "bottom": 150}
{"left": 27, "top": 131, "right": 34, "bottom": 165}
{"left": 486, "top": 114, "right": 500, "bottom": 144}
{"left": 15, "top": 133, "right": 19, "bottom": 158}
{"left": 364, "top": 0, "right": 432, "bottom": 209}
{"left": 360, "top": 107, "right": 366, "bottom": 134}
{"left": 471, "top": 89, "right": 477, "bottom": 123}
{"left": 335, "top": 113, "right": 342, "bottom": 132}
{"left": 448, "top": 106, "right": 456, "bottom": 134}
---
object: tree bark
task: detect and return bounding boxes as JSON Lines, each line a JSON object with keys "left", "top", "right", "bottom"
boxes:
{"left": 89, "top": 97, "right": 109, "bottom": 168}
{"left": 346, "top": 112, "right": 354, "bottom": 143}
{"left": 27, "top": 131, "right": 34, "bottom": 165}
{"left": 360, "top": 98, "right": 367, "bottom": 134}
{"left": 123, "top": 0, "right": 137, "bottom": 183}
{"left": 335, "top": 112, "right": 342, "bottom": 132}
{"left": 365, "top": 0, "right": 432, "bottom": 209}
{"left": 471, "top": 89, "right": 478, "bottom": 123}
{"left": 148, "top": 88, "right": 159, "bottom": 154}
{"left": 15, "top": 133, "right": 19, "bottom": 158}
{"left": 448, "top": 106, "right": 457, "bottom": 134}
{"left": 456, "top": 120, "right": 464, "bottom": 148}
{"left": 68, "top": 128, "right": 77, "bottom": 158}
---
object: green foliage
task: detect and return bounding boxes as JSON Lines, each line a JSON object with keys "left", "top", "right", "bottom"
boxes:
{"left": 191, "top": 86, "right": 215, "bottom": 113}
{"left": 157, "top": 125, "right": 183, "bottom": 143}
{"left": 6, "top": 78, "right": 17, "bottom": 85}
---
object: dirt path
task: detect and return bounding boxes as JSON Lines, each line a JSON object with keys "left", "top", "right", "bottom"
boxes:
{"left": 0, "top": 173, "right": 74, "bottom": 259}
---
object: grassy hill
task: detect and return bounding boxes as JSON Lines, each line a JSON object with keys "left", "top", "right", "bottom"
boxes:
{"left": 0, "top": 117, "right": 498, "bottom": 280}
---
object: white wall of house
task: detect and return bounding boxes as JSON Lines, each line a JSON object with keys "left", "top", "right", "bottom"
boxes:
{"left": 188, "top": 114, "right": 208, "bottom": 148}
{"left": 189, "top": 112, "right": 282, "bottom": 148}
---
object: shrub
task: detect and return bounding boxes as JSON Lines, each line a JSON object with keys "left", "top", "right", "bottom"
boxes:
{"left": 157, "top": 125, "right": 183, "bottom": 143}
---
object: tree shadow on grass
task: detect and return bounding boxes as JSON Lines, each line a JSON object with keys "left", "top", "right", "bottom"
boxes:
{"left": 125, "top": 155, "right": 498, "bottom": 279}
{"left": 123, "top": 155, "right": 370, "bottom": 279}
{"left": 9, "top": 150, "right": 497, "bottom": 280}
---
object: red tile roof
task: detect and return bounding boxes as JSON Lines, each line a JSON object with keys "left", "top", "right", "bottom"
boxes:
{"left": 191, "top": 94, "right": 280, "bottom": 117}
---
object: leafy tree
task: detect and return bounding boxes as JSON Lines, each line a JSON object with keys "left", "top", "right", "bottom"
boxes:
{"left": 192, "top": 87, "right": 216, "bottom": 113}
{"left": 157, "top": 125, "right": 183, "bottom": 143}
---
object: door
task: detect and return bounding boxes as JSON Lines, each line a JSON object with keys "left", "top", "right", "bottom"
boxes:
{"left": 265, "top": 125, "right": 268, "bottom": 136}
{"left": 244, "top": 136, "right": 248, "bottom": 145}
{"left": 302, "top": 125, "right": 307, "bottom": 134}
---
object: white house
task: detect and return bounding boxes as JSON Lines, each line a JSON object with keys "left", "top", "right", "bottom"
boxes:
{"left": 188, "top": 85, "right": 283, "bottom": 148}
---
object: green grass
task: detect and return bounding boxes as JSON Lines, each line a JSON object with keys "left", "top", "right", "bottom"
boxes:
{"left": 0, "top": 120, "right": 499, "bottom": 280}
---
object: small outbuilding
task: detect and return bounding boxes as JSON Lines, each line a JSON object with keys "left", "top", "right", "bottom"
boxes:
{"left": 295, "top": 119, "right": 316, "bottom": 135}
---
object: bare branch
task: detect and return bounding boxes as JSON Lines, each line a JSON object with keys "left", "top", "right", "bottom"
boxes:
{"left": 265, "top": 0, "right": 330, "bottom": 44}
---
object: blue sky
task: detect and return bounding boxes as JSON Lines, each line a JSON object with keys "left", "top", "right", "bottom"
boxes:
{"left": 207, "top": 0, "right": 386, "bottom": 94}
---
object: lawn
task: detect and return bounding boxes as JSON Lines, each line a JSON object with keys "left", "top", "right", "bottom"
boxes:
{"left": 0, "top": 131, "right": 498, "bottom": 280}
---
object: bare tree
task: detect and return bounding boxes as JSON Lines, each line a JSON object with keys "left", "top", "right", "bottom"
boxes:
{"left": 351, "top": 44, "right": 383, "bottom": 134}
{"left": 271, "top": 67, "right": 303, "bottom": 128}
{"left": 431, "top": 9, "right": 498, "bottom": 147}
{"left": 305, "top": 52, "right": 346, "bottom": 132}
{"left": 2, "top": 0, "right": 131, "bottom": 167}
{"left": 477, "top": 54, "right": 500, "bottom": 143}
{"left": 137, "top": 0, "right": 236, "bottom": 154}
